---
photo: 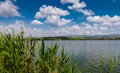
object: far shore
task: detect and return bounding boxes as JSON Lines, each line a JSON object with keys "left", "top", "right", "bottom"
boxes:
{"left": 27, "top": 37, "right": 120, "bottom": 40}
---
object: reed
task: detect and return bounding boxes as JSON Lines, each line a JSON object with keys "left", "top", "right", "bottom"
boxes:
{"left": 0, "top": 32, "right": 120, "bottom": 73}
{"left": 0, "top": 32, "right": 75, "bottom": 73}
{"left": 87, "top": 57, "right": 120, "bottom": 73}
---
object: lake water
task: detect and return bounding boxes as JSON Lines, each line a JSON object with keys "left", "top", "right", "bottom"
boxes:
{"left": 44, "top": 40, "right": 120, "bottom": 72}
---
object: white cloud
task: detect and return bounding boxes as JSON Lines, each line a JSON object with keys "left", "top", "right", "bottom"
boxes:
{"left": 35, "top": 5, "right": 69, "bottom": 19}
{"left": 72, "top": 25, "right": 80, "bottom": 30}
{"left": 0, "top": 20, "right": 24, "bottom": 35}
{"left": 46, "top": 15, "right": 71, "bottom": 26}
{"left": 79, "top": 9, "right": 94, "bottom": 16}
{"left": 34, "top": 5, "right": 71, "bottom": 26}
{"left": 31, "top": 20, "right": 43, "bottom": 25}
{"left": 87, "top": 15, "right": 120, "bottom": 26}
{"left": 0, "top": 0, "right": 20, "bottom": 17}
{"left": 68, "top": 1, "right": 86, "bottom": 9}
{"left": 8, "top": 20, "right": 25, "bottom": 32}
{"left": 1, "top": 20, "right": 120, "bottom": 37}
{"left": 0, "top": 20, "right": 43, "bottom": 37}
{"left": 55, "top": 24, "right": 104, "bottom": 36}
{"left": 99, "top": 26, "right": 108, "bottom": 30}
{"left": 61, "top": 0, "right": 94, "bottom": 16}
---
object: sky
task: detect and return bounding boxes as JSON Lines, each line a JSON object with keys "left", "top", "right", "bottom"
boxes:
{"left": 0, "top": 0, "right": 120, "bottom": 37}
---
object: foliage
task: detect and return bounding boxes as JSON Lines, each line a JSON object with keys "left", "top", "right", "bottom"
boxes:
{"left": 87, "top": 57, "right": 120, "bottom": 73}
{"left": 0, "top": 33, "right": 75, "bottom": 73}
{"left": 0, "top": 32, "right": 120, "bottom": 73}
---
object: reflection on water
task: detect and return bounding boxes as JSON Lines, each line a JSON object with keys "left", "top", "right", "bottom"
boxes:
{"left": 44, "top": 40, "right": 120, "bottom": 72}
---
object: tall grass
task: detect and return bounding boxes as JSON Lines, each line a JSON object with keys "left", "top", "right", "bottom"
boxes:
{"left": 0, "top": 32, "right": 120, "bottom": 73}
{"left": 87, "top": 57, "right": 120, "bottom": 73}
{"left": 0, "top": 32, "right": 75, "bottom": 73}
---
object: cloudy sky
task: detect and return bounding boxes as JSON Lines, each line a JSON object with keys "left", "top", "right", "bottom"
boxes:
{"left": 0, "top": 0, "right": 120, "bottom": 37}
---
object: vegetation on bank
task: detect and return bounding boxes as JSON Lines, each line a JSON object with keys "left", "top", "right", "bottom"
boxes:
{"left": 0, "top": 32, "right": 120, "bottom": 73}
{"left": 0, "top": 33, "right": 76, "bottom": 73}
{"left": 30, "top": 36, "right": 120, "bottom": 40}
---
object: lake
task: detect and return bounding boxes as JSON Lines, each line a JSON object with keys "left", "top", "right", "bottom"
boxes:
{"left": 44, "top": 40, "right": 120, "bottom": 72}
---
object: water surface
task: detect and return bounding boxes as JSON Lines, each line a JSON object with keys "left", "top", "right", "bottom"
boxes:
{"left": 44, "top": 40, "right": 120, "bottom": 72}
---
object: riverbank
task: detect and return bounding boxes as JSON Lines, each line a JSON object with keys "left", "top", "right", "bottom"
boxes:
{"left": 29, "top": 36, "right": 120, "bottom": 40}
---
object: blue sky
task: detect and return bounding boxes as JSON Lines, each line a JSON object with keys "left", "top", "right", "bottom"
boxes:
{"left": 0, "top": 0, "right": 120, "bottom": 37}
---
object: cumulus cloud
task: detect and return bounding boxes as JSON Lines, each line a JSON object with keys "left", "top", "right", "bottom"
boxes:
{"left": 72, "top": 25, "right": 80, "bottom": 30}
{"left": 34, "top": 5, "right": 71, "bottom": 26}
{"left": 55, "top": 24, "right": 104, "bottom": 36}
{"left": 87, "top": 15, "right": 120, "bottom": 26}
{"left": 61, "top": 0, "right": 94, "bottom": 16}
{"left": 7, "top": 20, "right": 25, "bottom": 32}
{"left": 79, "top": 9, "right": 94, "bottom": 16}
{"left": 35, "top": 5, "right": 69, "bottom": 19}
{"left": 1, "top": 1, "right": 120, "bottom": 37}
{"left": 46, "top": 15, "right": 71, "bottom": 26}
{"left": 1, "top": 20, "right": 120, "bottom": 37}
{"left": 0, "top": 20, "right": 43, "bottom": 37}
{"left": 99, "top": 26, "right": 108, "bottom": 30}
{"left": 0, "top": 0, "right": 20, "bottom": 17}
{"left": 31, "top": 20, "right": 43, "bottom": 25}
{"left": 68, "top": 1, "right": 86, "bottom": 9}
{"left": 0, "top": 20, "right": 24, "bottom": 35}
